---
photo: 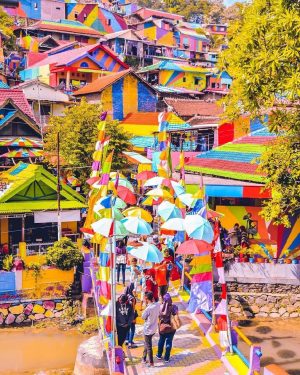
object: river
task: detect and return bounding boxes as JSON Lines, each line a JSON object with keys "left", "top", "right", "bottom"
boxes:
{"left": 0, "top": 326, "right": 88, "bottom": 374}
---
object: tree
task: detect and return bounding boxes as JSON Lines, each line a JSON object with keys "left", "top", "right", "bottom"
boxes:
{"left": 223, "top": 2, "right": 245, "bottom": 22}
{"left": 219, "top": 0, "right": 300, "bottom": 225}
{"left": 0, "top": 7, "right": 14, "bottom": 39}
{"left": 43, "top": 99, "right": 132, "bottom": 188}
{"left": 46, "top": 237, "right": 83, "bottom": 270}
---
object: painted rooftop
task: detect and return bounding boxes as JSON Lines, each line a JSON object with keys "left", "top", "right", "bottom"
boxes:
{"left": 165, "top": 98, "right": 224, "bottom": 117}
{"left": 138, "top": 60, "right": 211, "bottom": 74}
{"left": 27, "top": 20, "right": 103, "bottom": 37}
{"left": 184, "top": 128, "right": 276, "bottom": 183}
{"left": 130, "top": 7, "right": 184, "bottom": 21}
{"left": 0, "top": 89, "right": 36, "bottom": 121}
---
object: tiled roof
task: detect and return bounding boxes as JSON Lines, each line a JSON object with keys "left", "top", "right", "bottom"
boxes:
{"left": 132, "top": 7, "right": 184, "bottom": 21}
{"left": 28, "top": 20, "right": 103, "bottom": 37}
{"left": 0, "top": 81, "right": 9, "bottom": 89}
{"left": 73, "top": 70, "right": 131, "bottom": 96}
{"left": 121, "top": 112, "right": 190, "bottom": 130}
{"left": 138, "top": 60, "right": 211, "bottom": 74}
{"left": 0, "top": 89, "right": 35, "bottom": 120}
{"left": 165, "top": 98, "right": 224, "bottom": 117}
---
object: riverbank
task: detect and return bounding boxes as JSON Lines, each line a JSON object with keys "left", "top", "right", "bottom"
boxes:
{"left": 0, "top": 324, "right": 89, "bottom": 374}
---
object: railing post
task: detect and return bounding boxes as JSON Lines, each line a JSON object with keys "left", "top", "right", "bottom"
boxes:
{"left": 248, "top": 345, "right": 262, "bottom": 375}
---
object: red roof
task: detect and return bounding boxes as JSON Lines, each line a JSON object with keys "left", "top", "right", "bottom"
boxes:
{"left": 28, "top": 20, "right": 102, "bottom": 37}
{"left": 0, "top": 89, "right": 35, "bottom": 120}
{"left": 133, "top": 8, "right": 184, "bottom": 21}
{"left": 165, "top": 98, "right": 224, "bottom": 117}
{"left": 121, "top": 112, "right": 159, "bottom": 125}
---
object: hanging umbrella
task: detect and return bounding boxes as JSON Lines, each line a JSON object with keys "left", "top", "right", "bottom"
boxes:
{"left": 176, "top": 239, "right": 213, "bottom": 255}
{"left": 161, "top": 218, "right": 185, "bottom": 231}
{"left": 184, "top": 215, "right": 214, "bottom": 243}
{"left": 123, "top": 207, "right": 153, "bottom": 222}
{"left": 95, "top": 207, "right": 124, "bottom": 221}
{"left": 157, "top": 201, "right": 183, "bottom": 221}
{"left": 141, "top": 196, "right": 164, "bottom": 206}
{"left": 121, "top": 217, "right": 153, "bottom": 235}
{"left": 117, "top": 186, "right": 136, "bottom": 205}
{"left": 0, "top": 137, "right": 43, "bottom": 148}
{"left": 110, "top": 172, "right": 125, "bottom": 179}
{"left": 94, "top": 195, "right": 127, "bottom": 211}
{"left": 176, "top": 193, "right": 197, "bottom": 207}
{"left": 127, "top": 240, "right": 143, "bottom": 247}
{"left": 146, "top": 187, "right": 173, "bottom": 200}
{"left": 136, "top": 170, "right": 157, "bottom": 180}
{"left": 0, "top": 148, "right": 43, "bottom": 158}
{"left": 86, "top": 176, "right": 101, "bottom": 185}
{"left": 111, "top": 178, "right": 134, "bottom": 192}
{"left": 144, "top": 177, "right": 185, "bottom": 196}
{"left": 205, "top": 208, "right": 224, "bottom": 219}
{"left": 127, "top": 242, "right": 163, "bottom": 263}
{"left": 67, "top": 176, "right": 80, "bottom": 187}
{"left": 92, "top": 218, "right": 128, "bottom": 238}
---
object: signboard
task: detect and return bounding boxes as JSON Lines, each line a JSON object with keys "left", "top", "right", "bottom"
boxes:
{"left": 34, "top": 210, "right": 81, "bottom": 223}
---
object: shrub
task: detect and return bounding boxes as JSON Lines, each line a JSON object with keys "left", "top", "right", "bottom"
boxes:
{"left": 2, "top": 254, "right": 13, "bottom": 271}
{"left": 79, "top": 317, "right": 99, "bottom": 334}
{"left": 46, "top": 237, "right": 83, "bottom": 270}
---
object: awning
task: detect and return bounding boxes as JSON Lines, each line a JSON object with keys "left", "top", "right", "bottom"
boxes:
{"left": 34, "top": 210, "right": 81, "bottom": 223}
{"left": 0, "top": 200, "right": 86, "bottom": 214}
{"left": 123, "top": 151, "right": 151, "bottom": 165}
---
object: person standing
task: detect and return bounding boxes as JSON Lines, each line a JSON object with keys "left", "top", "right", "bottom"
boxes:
{"left": 156, "top": 293, "right": 179, "bottom": 363}
{"left": 144, "top": 268, "right": 159, "bottom": 302}
{"left": 142, "top": 291, "right": 160, "bottom": 367}
{"left": 124, "top": 284, "right": 138, "bottom": 349}
{"left": 116, "top": 240, "right": 127, "bottom": 286}
{"left": 155, "top": 262, "right": 168, "bottom": 298}
{"left": 116, "top": 294, "right": 135, "bottom": 347}
{"left": 228, "top": 223, "right": 241, "bottom": 247}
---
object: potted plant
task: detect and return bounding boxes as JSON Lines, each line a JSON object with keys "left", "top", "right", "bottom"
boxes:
{"left": 233, "top": 246, "right": 241, "bottom": 263}
{"left": 2, "top": 255, "right": 14, "bottom": 271}
{"left": 46, "top": 237, "right": 83, "bottom": 270}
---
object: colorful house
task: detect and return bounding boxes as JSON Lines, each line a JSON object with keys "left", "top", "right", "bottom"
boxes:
{"left": 0, "top": 162, "right": 86, "bottom": 249}
{"left": 73, "top": 69, "right": 157, "bottom": 120}
{"left": 5, "top": 0, "right": 65, "bottom": 21}
{"left": 138, "top": 60, "right": 211, "bottom": 92}
{"left": 126, "top": 7, "right": 184, "bottom": 24}
{"left": 206, "top": 71, "right": 232, "bottom": 94}
{"left": 20, "top": 44, "right": 128, "bottom": 91}
{"left": 65, "top": 3, "right": 128, "bottom": 34}
{"left": 136, "top": 18, "right": 176, "bottom": 48}
{"left": 174, "top": 26, "right": 210, "bottom": 55}
{"left": 203, "top": 24, "right": 228, "bottom": 36}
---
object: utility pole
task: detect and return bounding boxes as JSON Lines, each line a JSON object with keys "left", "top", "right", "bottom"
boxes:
{"left": 57, "top": 132, "right": 62, "bottom": 240}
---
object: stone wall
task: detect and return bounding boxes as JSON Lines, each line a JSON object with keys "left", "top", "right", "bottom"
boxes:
{"left": 0, "top": 299, "right": 67, "bottom": 325}
{"left": 218, "top": 283, "right": 300, "bottom": 318}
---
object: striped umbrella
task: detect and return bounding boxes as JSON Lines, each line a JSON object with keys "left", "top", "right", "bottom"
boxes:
{"left": 0, "top": 137, "right": 43, "bottom": 148}
{"left": 0, "top": 148, "right": 43, "bottom": 158}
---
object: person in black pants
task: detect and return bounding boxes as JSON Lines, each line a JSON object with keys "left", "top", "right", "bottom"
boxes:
{"left": 116, "top": 294, "right": 135, "bottom": 347}
{"left": 116, "top": 240, "right": 127, "bottom": 286}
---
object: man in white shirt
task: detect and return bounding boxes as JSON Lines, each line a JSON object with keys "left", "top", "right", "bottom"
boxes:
{"left": 141, "top": 291, "right": 160, "bottom": 367}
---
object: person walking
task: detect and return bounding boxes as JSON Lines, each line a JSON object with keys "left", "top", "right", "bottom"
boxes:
{"left": 116, "top": 294, "right": 135, "bottom": 347}
{"left": 154, "top": 262, "right": 168, "bottom": 298}
{"left": 124, "top": 284, "right": 138, "bottom": 349}
{"left": 142, "top": 291, "right": 160, "bottom": 367}
{"left": 156, "top": 293, "right": 179, "bottom": 363}
{"left": 116, "top": 240, "right": 127, "bottom": 286}
{"left": 144, "top": 267, "right": 159, "bottom": 302}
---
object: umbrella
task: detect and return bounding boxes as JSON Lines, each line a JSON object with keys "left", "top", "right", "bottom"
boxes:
{"left": 0, "top": 137, "right": 43, "bottom": 148}
{"left": 111, "top": 178, "right": 134, "bottom": 192}
{"left": 123, "top": 207, "right": 153, "bottom": 222}
{"left": 91, "top": 218, "right": 128, "bottom": 238}
{"left": 203, "top": 208, "right": 224, "bottom": 219}
{"left": 121, "top": 217, "right": 153, "bottom": 235}
{"left": 100, "top": 302, "right": 112, "bottom": 316}
{"left": 127, "top": 240, "right": 143, "bottom": 247}
{"left": 94, "top": 195, "right": 127, "bottom": 211}
{"left": 117, "top": 186, "right": 136, "bottom": 205}
{"left": 95, "top": 207, "right": 124, "bottom": 221}
{"left": 86, "top": 176, "right": 101, "bottom": 185}
{"left": 67, "top": 176, "right": 80, "bottom": 187}
{"left": 144, "top": 177, "right": 185, "bottom": 196}
{"left": 146, "top": 187, "right": 173, "bottom": 200}
{"left": 0, "top": 148, "right": 43, "bottom": 158}
{"left": 176, "top": 239, "right": 213, "bottom": 255}
{"left": 127, "top": 242, "right": 163, "bottom": 263}
{"left": 136, "top": 171, "right": 157, "bottom": 180}
{"left": 110, "top": 172, "right": 125, "bottom": 179}
{"left": 184, "top": 215, "right": 214, "bottom": 243}
{"left": 141, "top": 196, "right": 164, "bottom": 206}
{"left": 176, "top": 193, "right": 197, "bottom": 207}
{"left": 161, "top": 218, "right": 185, "bottom": 231}
{"left": 157, "top": 201, "right": 183, "bottom": 221}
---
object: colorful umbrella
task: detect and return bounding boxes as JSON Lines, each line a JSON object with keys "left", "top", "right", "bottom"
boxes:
{"left": 110, "top": 172, "right": 125, "bottom": 179}
{"left": 161, "top": 218, "right": 185, "bottom": 231}
{"left": 94, "top": 195, "right": 127, "bottom": 211}
{"left": 157, "top": 201, "right": 183, "bottom": 221}
{"left": 176, "top": 193, "right": 197, "bottom": 207}
{"left": 0, "top": 148, "right": 43, "bottom": 158}
{"left": 184, "top": 215, "right": 214, "bottom": 243}
{"left": 0, "top": 137, "right": 43, "bottom": 148}
{"left": 67, "top": 176, "right": 80, "bottom": 187}
{"left": 111, "top": 178, "right": 134, "bottom": 192}
{"left": 121, "top": 217, "right": 153, "bottom": 235}
{"left": 95, "top": 207, "right": 124, "bottom": 221}
{"left": 146, "top": 187, "right": 173, "bottom": 200}
{"left": 86, "top": 176, "right": 101, "bottom": 185}
{"left": 144, "top": 177, "right": 185, "bottom": 196}
{"left": 201, "top": 208, "right": 224, "bottom": 219}
{"left": 117, "top": 186, "right": 136, "bottom": 205}
{"left": 136, "top": 171, "right": 157, "bottom": 180}
{"left": 91, "top": 218, "right": 128, "bottom": 238}
{"left": 122, "top": 207, "right": 153, "bottom": 222}
{"left": 141, "top": 196, "right": 164, "bottom": 206}
{"left": 127, "top": 242, "right": 163, "bottom": 263}
{"left": 176, "top": 239, "right": 213, "bottom": 255}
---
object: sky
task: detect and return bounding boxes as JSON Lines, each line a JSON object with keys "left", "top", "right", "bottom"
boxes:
{"left": 224, "top": 0, "right": 245, "bottom": 6}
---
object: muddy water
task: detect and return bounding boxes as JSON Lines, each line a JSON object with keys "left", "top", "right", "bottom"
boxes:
{"left": 238, "top": 318, "right": 300, "bottom": 375}
{"left": 0, "top": 326, "right": 88, "bottom": 375}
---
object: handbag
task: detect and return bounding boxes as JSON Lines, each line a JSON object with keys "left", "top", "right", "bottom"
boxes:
{"left": 170, "top": 313, "right": 181, "bottom": 330}
{"left": 159, "top": 321, "right": 173, "bottom": 334}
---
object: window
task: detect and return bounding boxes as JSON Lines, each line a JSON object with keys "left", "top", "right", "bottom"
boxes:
{"left": 183, "top": 77, "right": 186, "bottom": 83}
{"left": 74, "top": 12, "right": 78, "bottom": 19}
{"left": 56, "top": 7, "right": 60, "bottom": 10}
{"left": 194, "top": 78, "right": 201, "bottom": 85}
{"left": 80, "top": 62, "right": 89, "bottom": 68}
{"left": 61, "top": 34, "right": 70, "bottom": 41}
{"left": 34, "top": 2, "right": 38, "bottom": 10}
{"left": 107, "top": 19, "right": 111, "bottom": 26}
{"left": 40, "top": 104, "right": 51, "bottom": 115}
{"left": 211, "top": 82, "right": 216, "bottom": 88}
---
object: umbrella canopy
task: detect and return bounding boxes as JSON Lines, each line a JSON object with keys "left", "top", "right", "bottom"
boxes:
{"left": 117, "top": 186, "right": 136, "bottom": 205}
{"left": 95, "top": 207, "right": 124, "bottom": 221}
{"left": 92, "top": 218, "right": 128, "bottom": 238}
{"left": 94, "top": 195, "right": 127, "bottom": 211}
{"left": 123, "top": 207, "right": 153, "bottom": 222}
{"left": 144, "top": 177, "right": 185, "bottom": 196}
{"left": 0, "top": 137, "right": 43, "bottom": 148}
{"left": 176, "top": 193, "right": 197, "bottom": 207}
{"left": 111, "top": 178, "right": 134, "bottom": 192}
{"left": 200, "top": 207, "right": 224, "bottom": 219}
{"left": 141, "top": 196, "right": 164, "bottom": 206}
{"left": 136, "top": 171, "right": 157, "bottom": 180}
{"left": 0, "top": 148, "right": 43, "bottom": 158}
{"left": 146, "top": 187, "right": 173, "bottom": 200}
{"left": 128, "top": 242, "right": 163, "bottom": 263}
{"left": 184, "top": 215, "right": 214, "bottom": 243}
{"left": 161, "top": 218, "right": 185, "bottom": 231}
{"left": 157, "top": 201, "right": 183, "bottom": 221}
{"left": 110, "top": 172, "right": 125, "bottom": 179}
{"left": 121, "top": 217, "right": 153, "bottom": 235}
{"left": 176, "top": 239, "right": 213, "bottom": 255}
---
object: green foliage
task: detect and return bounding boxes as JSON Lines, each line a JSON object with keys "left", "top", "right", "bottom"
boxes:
{"left": 2, "top": 254, "right": 13, "bottom": 271}
{"left": 219, "top": 0, "right": 300, "bottom": 225}
{"left": 61, "top": 300, "right": 82, "bottom": 325}
{"left": 44, "top": 99, "right": 132, "bottom": 188}
{"left": 79, "top": 317, "right": 99, "bottom": 334}
{"left": 46, "top": 237, "right": 83, "bottom": 270}
{"left": 0, "top": 7, "right": 14, "bottom": 38}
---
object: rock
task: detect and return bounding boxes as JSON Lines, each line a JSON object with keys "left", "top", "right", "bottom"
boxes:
{"left": 267, "top": 296, "right": 277, "bottom": 303}
{"left": 229, "top": 299, "right": 240, "bottom": 307}
{"left": 15, "top": 314, "right": 26, "bottom": 324}
{"left": 289, "top": 312, "right": 299, "bottom": 318}
{"left": 24, "top": 303, "right": 33, "bottom": 315}
{"left": 231, "top": 307, "right": 241, "bottom": 313}
{"left": 294, "top": 301, "right": 300, "bottom": 308}
{"left": 9, "top": 304, "right": 24, "bottom": 315}
{"left": 269, "top": 313, "right": 280, "bottom": 318}
{"left": 261, "top": 305, "right": 273, "bottom": 313}
{"left": 251, "top": 305, "right": 260, "bottom": 314}
{"left": 255, "top": 298, "right": 266, "bottom": 307}
{"left": 0, "top": 308, "right": 8, "bottom": 316}
{"left": 28, "top": 314, "right": 35, "bottom": 321}
{"left": 32, "top": 305, "right": 45, "bottom": 314}
{"left": 282, "top": 312, "right": 289, "bottom": 318}
{"left": 55, "top": 302, "right": 63, "bottom": 311}
{"left": 54, "top": 311, "right": 63, "bottom": 318}
{"left": 244, "top": 310, "right": 253, "bottom": 318}
{"left": 0, "top": 313, "right": 4, "bottom": 325}
{"left": 281, "top": 298, "right": 290, "bottom": 306}
{"left": 5, "top": 313, "right": 15, "bottom": 325}
{"left": 45, "top": 310, "right": 54, "bottom": 318}
{"left": 279, "top": 307, "right": 286, "bottom": 315}
{"left": 34, "top": 314, "right": 45, "bottom": 320}
{"left": 43, "top": 301, "right": 55, "bottom": 310}
{"left": 286, "top": 305, "right": 297, "bottom": 313}
{"left": 256, "top": 312, "right": 268, "bottom": 318}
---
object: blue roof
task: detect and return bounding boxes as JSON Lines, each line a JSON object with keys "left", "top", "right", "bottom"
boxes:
{"left": 196, "top": 150, "right": 260, "bottom": 163}
{"left": 0, "top": 81, "right": 9, "bottom": 89}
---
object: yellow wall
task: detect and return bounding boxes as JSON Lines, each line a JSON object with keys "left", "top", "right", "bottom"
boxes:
{"left": 143, "top": 26, "right": 156, "bottom": 41}
{"left": 22, "top": 268, "right": 74, "bottom": 289}
{"left": 0, "top": 217, "right": 8, "bottom": 244}
{"left": 159, "top": 70, "right": 207, "bottom": 91}
{"left": 62, "top": 221, "right": 77, "bottom": 232}
{"left": 101, "top": 86, "right": 113, "bottom": 120}
{"left": 123, "top": 74, "right": 138, "bottom": 116}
